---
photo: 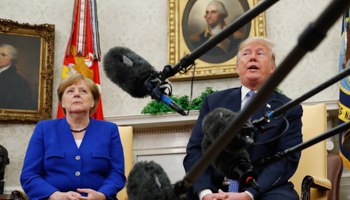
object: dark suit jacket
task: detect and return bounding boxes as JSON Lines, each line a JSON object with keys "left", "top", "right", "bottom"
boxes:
{"left": 20, "top": 117, "right": 126, "bottom": 200}
{"left": 183, "top": 87, "right": 303, "bottom": 200}
{"left": 0, "top": 64, "right": 36, "bottom": 110}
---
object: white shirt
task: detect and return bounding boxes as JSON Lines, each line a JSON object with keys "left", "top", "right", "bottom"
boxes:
{"left": 75, "top": 140, "right": 82, "bottom": 148}
{"left": 0, "top": 65, "right": 11, "bottom": 74}
{"left": 241, "top": 85, "right": 256, "bottom": 109}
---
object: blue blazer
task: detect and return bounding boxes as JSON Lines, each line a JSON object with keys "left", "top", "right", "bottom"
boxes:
{"left": 183, "top": 87, "right": 303, "bottom": 200}
{"left": 20, "top": 117, "right": 126, "bottom": 200}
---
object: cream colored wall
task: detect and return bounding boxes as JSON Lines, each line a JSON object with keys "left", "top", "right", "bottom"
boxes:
{"left": 0, "top": 0, "right": 342, "bottom": 191}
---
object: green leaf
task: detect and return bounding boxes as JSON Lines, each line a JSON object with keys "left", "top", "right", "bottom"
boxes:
{"left": 141, "top": 87, "right": 217, "bottom": 115}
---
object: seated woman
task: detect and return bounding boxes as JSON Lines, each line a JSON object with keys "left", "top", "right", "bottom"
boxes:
{"left": 20, "top": 74, "right": 126, "bottom": 200}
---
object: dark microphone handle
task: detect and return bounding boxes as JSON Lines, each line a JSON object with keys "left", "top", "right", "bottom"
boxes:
{"left": 231, "top": 159, "right": 262, "bottom": 192}
{"left": 248, "top": 178, "right": 263, "bottom": 193}
{"left": 145, "top": 78, "right": 186, "bottom": 115}
{"left": 169, "top": 101, "right": 186, "bottom": 115}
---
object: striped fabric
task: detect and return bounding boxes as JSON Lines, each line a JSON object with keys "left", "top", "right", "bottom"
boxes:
{"left": 57, "top": 0, "right": 103, "bottom": 120}
{"left": 228, "top": 180, "right": 239, "bottom": 192}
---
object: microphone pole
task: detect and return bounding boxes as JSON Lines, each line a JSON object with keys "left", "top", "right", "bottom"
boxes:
{"left": 253, "top": 121, "right": 350, "bottom": 168}
{"left": 158, "top": 0, "right": 279, "bottom": 82}
{"left": 172, "top": 0, "right": 350, "bottom": 198}
{"left": 268, "top": 67, "right": 350, "bottom": 119}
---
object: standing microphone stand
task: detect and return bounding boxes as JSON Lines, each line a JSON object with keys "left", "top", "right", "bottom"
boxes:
{"left": 171, "top": 0, "right": 350, "bottom": 198}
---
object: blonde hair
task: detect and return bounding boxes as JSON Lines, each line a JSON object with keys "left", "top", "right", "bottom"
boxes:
{"left": 236, "top": 37, "right": 276, "bottom": 67}
{"left": 57, "top": 74, "right": 100, "bottom": 115}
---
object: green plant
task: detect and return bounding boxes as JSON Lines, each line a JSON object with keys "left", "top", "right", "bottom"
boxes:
{"left": 141, "top": 87, "right": 217, "bottom": 115}
{"left": 141, "top": 87, "right": 284, "bottom": 115}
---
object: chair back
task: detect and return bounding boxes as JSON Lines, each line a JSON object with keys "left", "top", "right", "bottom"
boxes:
{"left": 327, "top": 154, "right": 343, "bottom": 200}
{"left": 289, "top": 104, "right": 328, "bottom": 199}
{"left": 116, "top": 126, "right": 133, "bottom": 200}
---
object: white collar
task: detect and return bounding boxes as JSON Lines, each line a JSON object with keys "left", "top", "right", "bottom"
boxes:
{"left": 0, "top": 65, "right": 11, "bottom": 74}
{"left": 241, "top": 85, "right": 257, "bottom": 101}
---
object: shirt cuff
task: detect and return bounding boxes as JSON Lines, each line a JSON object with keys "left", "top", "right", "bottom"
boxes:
{"left": 244, "top": 190, "right": 255, "bottom": 200}
{"left": 198, "top": 189, "right": 212, "bottom": 200}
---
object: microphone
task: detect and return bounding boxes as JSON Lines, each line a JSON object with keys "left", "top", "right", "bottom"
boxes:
{"left": 103, "top": 47, "right": 186, "bottom": 115}
{"left": 126, "top": 160, "right": 186, "bottom": 200}
{"left": 201, "top": 108, "right": 261, "bottom": 192}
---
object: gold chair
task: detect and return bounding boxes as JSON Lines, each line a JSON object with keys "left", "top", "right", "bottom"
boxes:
{"left": 116, "top": 126, "right": 133, "bottom": 200}
{"left": 289, "top": 104, "right": 331, "bottom": 200}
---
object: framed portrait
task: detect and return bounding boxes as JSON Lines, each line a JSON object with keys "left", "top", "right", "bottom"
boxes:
{"left": 168, "top": 0, "right": 266, "bottom": 81}
{"left": 0, "top": 19, "right": 54, "bottom": 123}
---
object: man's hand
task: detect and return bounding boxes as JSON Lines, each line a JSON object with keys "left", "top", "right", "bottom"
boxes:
{"left": 218, "top": 189, "right": 252, "bottom": 200}
{"left": 48, "top": 191, "right": 82, "bottom": 200}
{"left": 203, "top": 191, "right": 228, "bottom": 200}
{"left": 76, "top": 188, "right": 106, "bottom": 200}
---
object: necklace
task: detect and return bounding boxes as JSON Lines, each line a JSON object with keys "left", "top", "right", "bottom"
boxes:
{"left": 70, "top": 127, "right": 87, "bottom": 133}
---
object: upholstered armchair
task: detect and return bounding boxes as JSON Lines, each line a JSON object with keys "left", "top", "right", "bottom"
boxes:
{"left": 116, "top": 126, "right": 133, "bottom": 200}
{"left": 289, "top": 104, "right": 342, "bottom": 200}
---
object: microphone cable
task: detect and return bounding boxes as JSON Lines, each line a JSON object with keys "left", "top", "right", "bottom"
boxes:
{"left": 252, "top": 99, "right": 290, "bottom": 146}
{"left": 176, "top": 62, "right": 197, "bottom": 116}
{"left": 253, "top": 116, "right": 289, "bottom": 146}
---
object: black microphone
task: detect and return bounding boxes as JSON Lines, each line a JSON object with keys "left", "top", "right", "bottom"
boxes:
{"left": 201, "top": 108, "right": 261, "bottom": 192}
{"left": 127, "top": 160, "right": 186, "bottom": 200}
{"left": 103, "top": 47, "right": 186, "bottom": 115}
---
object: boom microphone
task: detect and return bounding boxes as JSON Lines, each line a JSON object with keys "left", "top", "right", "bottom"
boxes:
{"left": 201, "top": 108, "right": 261, "bottom": 192}
{"left": 127, "top": 161, "right": 185, "bottom": 200}
{"left": 103, "top": 47, "right": 186, "bottom": 115}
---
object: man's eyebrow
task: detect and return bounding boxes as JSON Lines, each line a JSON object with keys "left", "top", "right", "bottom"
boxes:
{"left": 242, "top": 47, "right": 252, "bottom": 52}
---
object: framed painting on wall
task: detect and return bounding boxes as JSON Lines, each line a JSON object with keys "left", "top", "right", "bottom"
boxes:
{"left": 168, "top": 0, "right": 266, "bottom": 81}
{"left": 0, "top": 19, "right": 55, "bottom": 123}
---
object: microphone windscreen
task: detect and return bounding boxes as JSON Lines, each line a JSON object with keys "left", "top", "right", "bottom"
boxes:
{"left": 103, "top": 46, "right": 157, "bottom": 98}
{"left": 127, "top": 161, "right": 173, "bottom": 200}
{"left": 202, "top": 107, "right": 253, "bottom": 153}
{"left": 201, "top": 107, "right": 252, "bottom": 180}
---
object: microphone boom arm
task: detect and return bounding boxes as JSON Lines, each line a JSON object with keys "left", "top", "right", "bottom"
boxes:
{"left": 253, "top": 121, "right": 350, "bottom": 168}
{"left": 268, "top": 67, "right": 350, "bottom": 119}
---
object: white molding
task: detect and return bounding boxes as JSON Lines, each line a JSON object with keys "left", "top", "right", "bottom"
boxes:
{"left": 105, "top": 110, "right": 199, "bottom": 130}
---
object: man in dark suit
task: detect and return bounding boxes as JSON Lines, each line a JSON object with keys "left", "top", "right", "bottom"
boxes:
{"left": 0, "top": 44, "right": 36, "bottom": 110}
{"left": 183, "top": 37, "right": 303, "bottom": 200}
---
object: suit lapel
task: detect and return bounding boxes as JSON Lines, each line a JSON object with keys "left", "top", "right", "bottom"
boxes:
{"left": 251, "top": 91, "right": 278, "bottom": 121}
{"left": 226, "top": 87, "right": 241, "bottom": 113}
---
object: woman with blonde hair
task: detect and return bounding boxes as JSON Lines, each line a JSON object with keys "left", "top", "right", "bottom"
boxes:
{"left": 21, "top": 74, "right": 126, "bottom": 200}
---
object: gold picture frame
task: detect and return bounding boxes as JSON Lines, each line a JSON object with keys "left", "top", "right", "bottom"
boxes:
{"left": 168, "top": 0, "right": 266, "bottom": 81}
{"left": 0, "top": 19, "right": 54, "bottom": 123}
